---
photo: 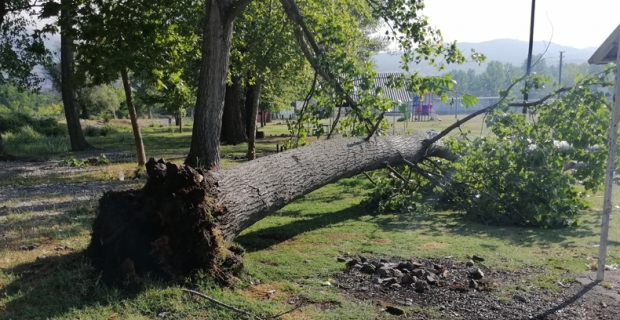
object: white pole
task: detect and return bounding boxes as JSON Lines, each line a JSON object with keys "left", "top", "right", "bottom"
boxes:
{"left": 597, "top": 36, "right": 620, "bottom": 281}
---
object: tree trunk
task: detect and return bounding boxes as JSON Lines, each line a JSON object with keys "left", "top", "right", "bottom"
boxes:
{"left": 185, "top": 0, "right": 236, "bottom": 169}
{"left": 221, "top": 75, "right": 247, "bottom": 145}
{"left": 120, "top": 68, "right": 147, "bottom": 166}
{"left": 86, "top": 132, "right": 453, "bottom": 284}
{"left": 0, "top": 133, "right": 4, "bottom": 155}
{"left": 179, "top": 115, "right": 183, "bottom": 134}
{"left": 79, "top": 99, "right": 89, "bottom": 119}
{"left": 60, "top": 2, "right": 91, "bottom": 151}
{"left": 0, "top": 0, "right": 7, "bottom": 30}
{"left": 245, "top": 78, "right": 262, "bottom": 160}
{"left": 147, "top": 105, "right": 153, "bottom": 119}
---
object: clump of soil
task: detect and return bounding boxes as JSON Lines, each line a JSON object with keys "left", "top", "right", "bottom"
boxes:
{"left": 86, "top": 158, "right": 242, "bottom": 285}
{"left": 333, "top": 255, "right": 619, "bottom": 319}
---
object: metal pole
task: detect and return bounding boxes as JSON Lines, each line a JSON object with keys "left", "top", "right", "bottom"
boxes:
{"left": 523, "top": 0, "right": 536, "bottom": 114}
{"left": 392, "top": 115, "right": 396, "bottom": 135}
{"left": 597, "top": 37, "right": 620, "bottom": 281}
{"left": 559, "top": 51, "right": 564, "bottom": 86}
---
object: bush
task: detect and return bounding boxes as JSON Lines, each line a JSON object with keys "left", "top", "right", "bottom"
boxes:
{"left": 3, "top": 126, "right": 70, "bottom": 156}
{"left": 102, "top": 125, "right": 119, "bottom": 136}
{"left": 101, "top": 112, "right": 112, "bottom": 123}
{"left": 85, "top": 124, "right": 120, "bottom": 137}
{"left": 16, "top": 125, "right": 43, "bottom": 139}
{"left": 365, "top": 75, "right": 612, "bottom": 228}
{"left": 84, "top": 126, "right": 100, "bottom": 137}
{"left": 63, "top": 154, "right": 110, "bottom": 167}
{"left": 0, "top": 112, "right": 66, "bottom": 137}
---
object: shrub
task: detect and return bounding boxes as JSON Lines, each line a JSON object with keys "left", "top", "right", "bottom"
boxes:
{"left": 101, "top": 112, "right": 112, "bottom": 123}
{"left": 63, "top": 154, "right": 111, "bottom": 167}
{"left": 0, "top": 112, "right": 66, "bottom": 136}
{"left": 101, "top": 125, "right": 119, "bottom": 136}
{"left": 365, "top": 74, "right": 611, "bottom": 229}
{"left": 16, "top": 125, "right": 43, "bottom": 139}
{"left": 3, "top": 126, "right": 70, "bottom": 156}
{"left": 84, "top": 126, "right": 100, "bottom": 137}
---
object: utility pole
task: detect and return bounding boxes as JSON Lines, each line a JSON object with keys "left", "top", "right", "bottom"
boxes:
{"left": 523, "top": 0, "right": 536, "bottom": 114}
{"left": 559, "top": 51, "right": 565, "bottom": 86}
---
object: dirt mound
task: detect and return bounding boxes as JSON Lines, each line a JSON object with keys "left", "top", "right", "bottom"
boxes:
{"left": 86, "top": 158, "right": 243, "bottom": 285}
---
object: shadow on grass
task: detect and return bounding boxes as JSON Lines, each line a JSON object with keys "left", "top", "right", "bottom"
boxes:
{"left": 0, "top": 199, "right": 95, "bottom": 217}
{"left": 0, "top": 202, "right": 96, "bottom": 252}
{"left": 0, "top": 252, "right": 143, "bottom": 320}
{"left": 369, "top": 208, "right": 599, "bottom": 248}
{"left": 236, "top": 204, "right": 367, "bottom": 252}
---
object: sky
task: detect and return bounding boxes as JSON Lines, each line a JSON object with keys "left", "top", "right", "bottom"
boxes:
{"left": 421, "top": 0, "right": 620, "bottom": 49}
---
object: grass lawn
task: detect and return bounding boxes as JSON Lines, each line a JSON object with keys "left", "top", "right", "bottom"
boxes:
{"left": 0, "top": 116, "right": 617, "bottom": 319}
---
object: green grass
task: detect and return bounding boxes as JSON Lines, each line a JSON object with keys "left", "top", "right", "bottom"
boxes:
{"left": 1, "top": 115, "right": 617, "bottom": 319}
{"left": 3, "top": 126, "right": 71, "bottom": 159}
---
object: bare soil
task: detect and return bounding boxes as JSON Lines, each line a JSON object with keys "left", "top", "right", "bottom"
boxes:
{"left": 333, "top": 256, "right": 620, "bottom": 319}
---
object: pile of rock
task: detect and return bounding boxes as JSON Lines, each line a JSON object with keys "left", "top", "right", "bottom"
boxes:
{"left": 338, "top": 255, "right": 488, "bottom": 294}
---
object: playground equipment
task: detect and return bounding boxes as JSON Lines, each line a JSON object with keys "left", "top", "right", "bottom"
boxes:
{"left": 412, "top": 92, "right": 440, "bottom": 121}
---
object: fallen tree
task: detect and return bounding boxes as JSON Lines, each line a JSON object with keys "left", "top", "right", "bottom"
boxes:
{"left": 87, "top": 69, "right": 615, "bottom": 284}
{"left": 86, "top": 132, "right": 454, "bottom": 284}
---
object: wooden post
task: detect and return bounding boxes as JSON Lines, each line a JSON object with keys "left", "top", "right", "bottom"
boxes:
{"left": 597, "top": 36, "right": 620, "bottom": 281}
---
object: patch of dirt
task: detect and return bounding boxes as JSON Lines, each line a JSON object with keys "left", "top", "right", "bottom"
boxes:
{"left": 332, "top": 255, "right": 620, "bottom": 319}
{"left": 0, "top": 150, "right": 133, "bottom": 180}
{"left": 419, "top": 242, "right": 448, "bottom": 249}
{"left": 241, "top": 283, "right": 285, "bottom": 300}
{"left": 323, "top": 232, "right": 364, "bottom": 241}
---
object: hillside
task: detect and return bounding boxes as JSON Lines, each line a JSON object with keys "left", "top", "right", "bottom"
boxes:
{"left": 372, "top": 39, "right": 597, "bottom": 75}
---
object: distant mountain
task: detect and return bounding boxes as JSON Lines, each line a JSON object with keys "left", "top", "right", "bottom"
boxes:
{"left": 372, "top": 39, "right": 597, "bottom": 75}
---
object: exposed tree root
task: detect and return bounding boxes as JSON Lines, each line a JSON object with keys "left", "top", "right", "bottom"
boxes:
{"left": 86, "top": 158, "right": 243, "bottom": 285}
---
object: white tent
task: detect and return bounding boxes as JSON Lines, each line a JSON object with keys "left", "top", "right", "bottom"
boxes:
{"left": 589, "top": 23, "right": 620, "bottom": 281}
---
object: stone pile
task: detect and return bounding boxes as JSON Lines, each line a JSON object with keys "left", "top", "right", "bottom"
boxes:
{"left": 340, "top": 255, "right": 488, "bottom": 294}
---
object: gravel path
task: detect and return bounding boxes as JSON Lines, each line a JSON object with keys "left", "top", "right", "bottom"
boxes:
{"left": 0, "top": 149, "right": 135, "bottom": 180}
{"left": 0, "top": 180, "right": 142, "bottom": 216}
{"left": 0, "top": 155, "right": 143, "bottom": 216}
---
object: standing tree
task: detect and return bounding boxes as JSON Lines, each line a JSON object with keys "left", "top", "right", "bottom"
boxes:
{"left": 221, "top": 74, "right": 247, "bottom": 145}
{"left": 230, "top": 0, "right": 309, "bottom": 159}
{"left": 1, "top": 0, "right": 92, "bottom": 152}
{"left": 184, "top": 0, "right": 256, "bottom": 168}
{"left": 59, "top": 0, "right": 92, "bottom": 150}
{"left": 75, "top": 0, "right": 200, "bottom": 166}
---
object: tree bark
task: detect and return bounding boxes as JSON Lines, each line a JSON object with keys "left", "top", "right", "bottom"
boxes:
{"left": 60, "top": 2, "right": 91, "bottom": 151}
{"left": 245, "top": 78, "right": 262, "bottom": 160}
{"left": 221, "top": 75, "right": 247, "bottom": 145}
{"left": 185, "top": 0, "right": 236, "bottom": 169}
{"left": 120, "top": 68, "right": 147, "bottom": 166}
{"left": 86, "top": 132, "right": 453, "bottom": 284}
{"left": 0, "top": 133, "right": 4, "bottom": 155}
{"left": 213, "top": 132, "right": 453, "bottom": 240}
{"left": 0, "top": 0, "right": 7, "bottom": 30}
{"left": 80, "top": 104, "right": 90, "bottom": 119}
